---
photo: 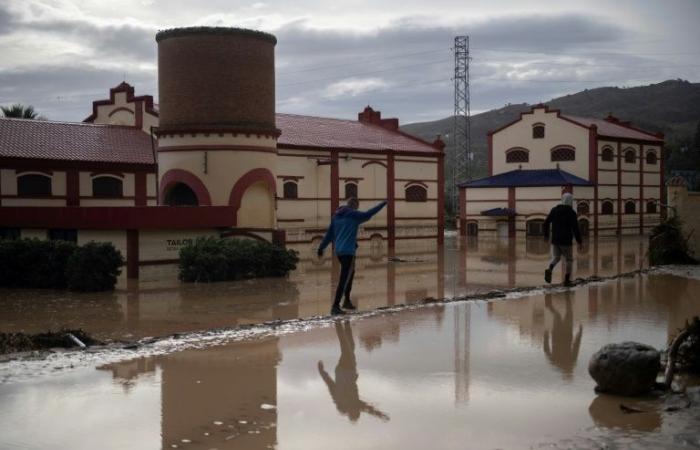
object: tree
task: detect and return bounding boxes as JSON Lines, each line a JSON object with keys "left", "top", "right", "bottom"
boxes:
{"left": 1, "top": 104, "right": 44, "bottom": 119}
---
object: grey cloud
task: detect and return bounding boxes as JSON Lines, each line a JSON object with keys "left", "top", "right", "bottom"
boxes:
{"left": 0, "top": 3, "right": 19, "bottom": 34}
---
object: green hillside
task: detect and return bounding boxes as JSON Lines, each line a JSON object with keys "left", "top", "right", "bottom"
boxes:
{"left": 401, "top": 79, "right": 700, "bottom": 181}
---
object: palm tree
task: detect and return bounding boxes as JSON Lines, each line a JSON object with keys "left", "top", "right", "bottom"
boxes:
{"left": 1, "top": 104, "right": 43, "bottom": 119}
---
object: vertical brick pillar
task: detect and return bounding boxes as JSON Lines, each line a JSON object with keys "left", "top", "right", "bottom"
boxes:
{"left": 387, "top": 153, "right": 395, "bottom": 248}
{"left": 66, "top": 170, "right": 80, "bottom": 206}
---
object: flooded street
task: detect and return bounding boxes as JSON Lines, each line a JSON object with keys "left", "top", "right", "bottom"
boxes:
{"left": 1, "top": 235, "right": 699, "bottom": 449}
{"left": 0, "top": 236, "right": 648, "bottom": 342}
{"left": 1, "top": 255, "right": 700, "bottom": 448}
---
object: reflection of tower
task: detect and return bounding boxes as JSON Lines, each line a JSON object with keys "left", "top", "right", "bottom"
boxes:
{"left": 454, "top": 302, "right": 471, "bottom": 403}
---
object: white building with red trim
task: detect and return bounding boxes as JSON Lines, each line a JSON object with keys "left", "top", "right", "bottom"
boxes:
{"left": 458, "top": 104, "right": 664, "bottom": 238}
{"left": 0, "top": 27, "right": 445, "bottom": 279}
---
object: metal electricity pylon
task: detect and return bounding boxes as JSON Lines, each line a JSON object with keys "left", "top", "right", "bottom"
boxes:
{"left": 452, "top": 36, "right": 471, "bottom": 215}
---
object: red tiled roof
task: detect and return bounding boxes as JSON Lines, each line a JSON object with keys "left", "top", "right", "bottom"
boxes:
{"left": 276, "top": 113, "right": 439, "bottom": 153}
{"left": 561, "top": 115, "right": 663, "bottom": 142}
{"left": 0, "top": 118, "right": 154, "bottom": 165}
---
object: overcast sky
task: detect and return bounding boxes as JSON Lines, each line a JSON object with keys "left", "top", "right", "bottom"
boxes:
{"left": 1, "top": 0, "right": 699, "bottom": 124}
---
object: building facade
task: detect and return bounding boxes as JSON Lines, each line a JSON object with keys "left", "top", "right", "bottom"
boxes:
{"left": 459, "top": 105, "right": 664, "bottom": 238}
{"left": 0, "top": 27, "right": 444, "bottom": 278}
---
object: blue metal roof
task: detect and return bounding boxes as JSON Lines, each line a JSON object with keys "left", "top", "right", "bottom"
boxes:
{"left": 459, "top": 169, "right": 592, "bottom": 188}
{"left": 481, "top": 207, "right": 516, "bottom": 217}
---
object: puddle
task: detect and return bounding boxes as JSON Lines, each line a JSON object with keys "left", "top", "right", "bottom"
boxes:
{"left": 1, "top": 267, "right": 699, "bottom": 449}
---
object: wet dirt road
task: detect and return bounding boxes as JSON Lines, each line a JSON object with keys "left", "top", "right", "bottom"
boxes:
{"left": 0, "top": 236, "right": 648, "bottom": 342}
{"left": 1, "top": 267, "right": 699, "bottom": 449}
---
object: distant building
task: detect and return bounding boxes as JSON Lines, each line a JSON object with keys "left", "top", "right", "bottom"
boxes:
{"left": 0, "top": 27, "right": 445, "bottom": 278}
{"left": 458, "top": 105, "right": 664, "bottom": 238}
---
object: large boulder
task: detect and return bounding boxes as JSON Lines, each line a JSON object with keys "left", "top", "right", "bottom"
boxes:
{"left": 588, "top": 342, "right": 661, "bottom": 396}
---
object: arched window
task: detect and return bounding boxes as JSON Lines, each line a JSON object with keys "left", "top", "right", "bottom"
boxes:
{"left": 17, "top": 173, "right": 52, "bottom": 196}
{"left": 601, "top": 147, "right": 614, "bottom": 162}
{"left": 283, "top": 181, "right": 298, "bottom": 199}
{"left": 624, "top": 200, "right": 636, "bottom": 214}
{"left": 646, "top": 201, "right": 657, "bottom": 214}
{"left": 601, "top": 201, "right": 614, "bottom": 215}
{"left": 577, "top": 201, "right": 590, "bottom": 215}
{"left": 405, "top": 184, "right": 427, "bottom": 202}
{"left": 526, "top": 219, "right": 545, "bottom": 236}
{"left": 92, "top": 176, "right": 123, "bottom": 197}
{"left": 624, "top": 148, "right": 636, "bottom": 163}
{"left": 551, "top": 146, "right": 576, "bottom": 162}
{"left": 646, "top": 151, "right": 657, "bottom": 165}
{"left": 344, "top": 182, "right": 358, "bottom": 200}
{"left": 532, "top": 124, "right": 545, "bottom": 139}
{"left": 505, "top": 148, "right": 529, "bottom": 163}
{"left": 164, "top": 183, "right": 198, "bottom": 206}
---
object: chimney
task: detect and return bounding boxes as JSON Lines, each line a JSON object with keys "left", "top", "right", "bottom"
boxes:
{"left": 358, "top": 105, "right": 399, "bottom": 131}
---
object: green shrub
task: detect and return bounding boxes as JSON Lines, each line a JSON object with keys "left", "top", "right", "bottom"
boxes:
{"left": 649, "top": 215, "right": 697, "bottom": 265}
{"left": 66, "top": 242, "right": 124, "bottom": 291}
{"left": 179, "top": 237, "right": 299, "bottom": 282}
{"left": 0, "top": 238, "right": 123, "bottom": 291}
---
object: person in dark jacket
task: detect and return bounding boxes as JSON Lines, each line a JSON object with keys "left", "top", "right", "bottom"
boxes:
{"left": 318, "top": 197, "right": 387, "bottom": 315}
{"left": 543, "top": 193, "right": 582, "bottom": 286}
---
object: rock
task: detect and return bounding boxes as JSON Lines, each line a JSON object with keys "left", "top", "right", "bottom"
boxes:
{"left": 588, "top": 342, "right": 661, "bottom": 396}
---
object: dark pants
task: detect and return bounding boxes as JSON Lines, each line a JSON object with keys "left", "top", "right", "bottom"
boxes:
{"left": 333, "top": 255, "right": 355, "bottom": 307}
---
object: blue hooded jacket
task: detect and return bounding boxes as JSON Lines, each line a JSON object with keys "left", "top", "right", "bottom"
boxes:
{"left": 319, "top": 201, "right": 387, "bottom": 256}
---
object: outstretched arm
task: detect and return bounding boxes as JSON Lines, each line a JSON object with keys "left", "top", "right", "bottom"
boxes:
{"left": 317, "top": 361, "right": 335, "bottom": 392}
{"left": 318, "top": 221, "right": 334, "bottom": 254}
{"left": 351, "top": 201, "right": 388, "bottom": 223}
{"left": 359, "top": 400, "right": 390, "bottom": 421}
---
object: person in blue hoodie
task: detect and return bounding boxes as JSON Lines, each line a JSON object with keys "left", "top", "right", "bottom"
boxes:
{"left": 318, "top": 197, "right": 387, "bottom": 315}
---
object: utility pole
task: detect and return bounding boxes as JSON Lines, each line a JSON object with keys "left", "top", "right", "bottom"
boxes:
{"left": 452, "top": 36, "right": 471, "bottom": 218}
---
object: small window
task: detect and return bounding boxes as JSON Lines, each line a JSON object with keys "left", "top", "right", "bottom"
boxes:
{"left": 48, "top": 229, "right": 77, "bottom": 243}
{"left": 532, "top": 124, "right": 545, "bottom": 139}
{"left": 92, "top": 176, "right": 123, "bottom": 197}
{"left": 405, "top": 185, "right": 427, "bottom": 202}
{"left": 601, "top": 201, "right": 614, "bottom": 215}
{"left": 646, "top": 201, "right": 657, "bottom": 214}
{"left": 551, "top": 146, "right": 575, "bottom": 162}
{"left": 283, "top": 181, "right": 298, "bottom": 199}
{"left": 624, "top": 149, "right": 636, "bottom": 164}
{"left": 17, "top": 174, "right": 52, "bottom": 196}
{"left": 527, "top": 219, "right": 545, "bottom": 236}
{"left": 646, "top": 152, "right": 657, "bottom": 165}
{"left": 577, "top": 202, "right": 590, "bottom": 215}
{"left": 344, "top": 182, "right": 358, "bottom": 200}
{"left": 0, "top": 228, "right": 20, "bottom": 240}
{"left": 506, "top": 148, "right": 529, "bottom": 163}
{"left": 601, "top": 147, "right": 614, "bottom": 162}
{"left": 624, "top": 200, "right": 636, "bottom": 214}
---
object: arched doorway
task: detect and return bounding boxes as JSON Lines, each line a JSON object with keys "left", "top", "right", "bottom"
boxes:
{"left": 164, "top": 183, "right": 198, "bottom": 206}
{"left": 237, "top": 181, "right": 274, "bottom": 228}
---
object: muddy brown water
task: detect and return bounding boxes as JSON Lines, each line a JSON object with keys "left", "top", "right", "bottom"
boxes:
{"left": 1, "top": 246, "right": 699, "bottom": 448}
{"left": 0, "top": 236, "right": 649, "bottom": 342}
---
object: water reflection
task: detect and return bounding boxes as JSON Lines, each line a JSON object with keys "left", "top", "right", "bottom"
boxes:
{"left": 543, "top": 292, "right": 583, "bottom": 380}
{"left": 318, "top": 321, "right": 390, "bottom": 423}
{"left": 588, "top": 394, "right": 661, "bottom": 432}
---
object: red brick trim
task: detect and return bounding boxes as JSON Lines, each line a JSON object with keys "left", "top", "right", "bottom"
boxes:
{"left": 16, "top": 169, "right": 53, "bottom": 176}
{"left": 361, "top": 160, "right": 388, "bottom": 168}
{"left": 126, "top": 229, "right": 139, "bottom": 279}
{"left": 403, "top": 180, "right": 429, "bottom": 188}
{"left": 156, "top": 127, "right": 281, "bottom": 138}
{"left": 107, "top": 107, "right": 134, "bottom": 117}
{"left": 228, "top": 168, "right": 277, "bottom": 226}
{"left": 66, "top": 170, "right": 79, "bottom": 206}
{"left": 83, "top": 82, "right": 158, "bottom": 123}
{"left": 90, "top": 171, "right": 125, "bottom": 178}
{"left": 135, "top": 171, "right": 147, "bottom": 206}
{"left": 330, "top": 151, "right": 339, "bottom": 215}
{"left": 387, "top": 153, "right": 396, "bottom": 248}
{"left": 157, "top": 144, "right": 277, "bottom": 153}
{"left": 437, "top": 153, "right": 445, "bottom": 245}
{"left": 459, "top": 188, "right": 466, "bottom": 236}
{"left": 159, "top": 169, "right": 212, "bottom": 206}
{"left": 277, "top": 175, "right": 304, "bottom": 180}
{"left": 1, "top": 157, "right": 156, "bottom": 173}
{"left": 278, "top": 143, "right": 439, "bottom": 158}
{"left": 507, "top": 187, "right": 516, "bottom": 238}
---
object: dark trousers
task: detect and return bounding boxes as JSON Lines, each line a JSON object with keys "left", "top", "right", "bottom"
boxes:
{"left": 333, "top": 255, "right": 355, "bottom": 307}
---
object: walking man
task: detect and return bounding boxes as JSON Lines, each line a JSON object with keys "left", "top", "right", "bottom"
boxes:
{"left": 318, "top": 197, "right": 387, "bottom": 315}
{"left": 544, "top": 192, "right": 582, "bottom": 286}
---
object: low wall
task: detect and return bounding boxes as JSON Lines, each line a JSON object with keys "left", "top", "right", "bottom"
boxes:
{"left": 668, "top": 181, "right": 700, "bottom": 256}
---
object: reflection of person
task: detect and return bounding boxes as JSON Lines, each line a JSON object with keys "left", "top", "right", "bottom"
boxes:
{"left": 317, "top": 320, "right": 390, "bottom": 422}
{"left": 318, "top": 197, "right": 387, "bottom": 315}
{"left": 543, "top": 292, "right": 582, "bottom": 380}
{"left": 544, "top": 193, "right": 582, "bottom": 286}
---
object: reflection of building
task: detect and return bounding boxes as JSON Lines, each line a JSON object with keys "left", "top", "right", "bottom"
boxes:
{"left": 453, "top": 303, "right": 471, "bottom": 403}
{"left": 0, "top": 27, "right": 444, "bottom": 279}
{"left": 100, "top": 338, "right": 281, "bottom": 449}
{"left": 459, "top": 105, "right": 664, "bottom": 239}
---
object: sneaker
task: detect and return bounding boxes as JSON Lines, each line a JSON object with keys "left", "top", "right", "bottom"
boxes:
{"left": 331, "top": 306, "right": 346, "bottom": 316}
{"left": 544, "top": 268, "right": 552, "bottom": 284}
{"left": 342, "top": 300, "right": 357, "bottom": 310}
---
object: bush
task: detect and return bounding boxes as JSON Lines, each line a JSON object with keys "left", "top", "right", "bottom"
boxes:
{"left": 0, "top": 238, "right": 123, "bottom": 291}
{"left": 648, "top": 215, "right": 697, "bottom": 265}
{"left": 66, "top": 242, "right": 124, "bottom": 291}
{"left": 179, "top": 237, "right": 299, "bottom": 282}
